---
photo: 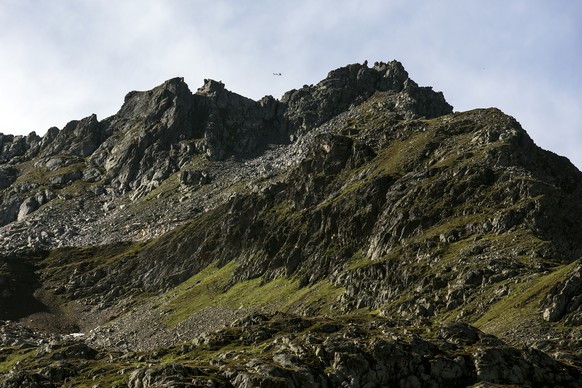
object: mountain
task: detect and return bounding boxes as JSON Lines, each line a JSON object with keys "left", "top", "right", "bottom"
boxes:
{"left": 1, "top": 60, "right": 582, "bottom": 387}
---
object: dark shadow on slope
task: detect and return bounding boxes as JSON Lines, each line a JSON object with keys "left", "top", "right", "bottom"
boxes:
{"left": 0, "top": 253, "right": 49, "bottom": 320}
{"left": 0, "top": 250, "right": 83, "bottom": 333}
{"left": 0, "top": 250, "right": 81, "bottom": 333}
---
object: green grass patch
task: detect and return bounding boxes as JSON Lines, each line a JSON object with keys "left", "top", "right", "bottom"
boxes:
{"left": 474, "top": 261, "right": 578, "bottom": 334}
{"left": 372, "top": 134, "right": 428, "bottom": 176}
{"left": 270, "top": 200, "right": 302, "bottom": 223}
{"left": 65, "top": 361, "right": 137, "bottom": 387}
{"left": 163, "top": 260, "right": 344, "bottom": 327}
{"left": 46, "top": 161, "right": 85, "bottom": 178}
{"left": 0, "top": 347, "right": 37, "bottom": 374}
{"left": 44, "top": 241, "right": 147, "bottom": 269}
{"left": 14, "top": 161, "right": 49, "bottom": 186}
{"left": 59, "top": 179, "right": 92, "bottom": 197}
{"left": 344, "top": 250, "right": 375, "bottom": 271}
{"left": 163, "top": 260, "right": 237, "bottom": 326}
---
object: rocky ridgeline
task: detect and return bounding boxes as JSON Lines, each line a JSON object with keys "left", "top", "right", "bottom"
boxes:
{"left": 2, "top": 60, "right": 582, "bottom": 386}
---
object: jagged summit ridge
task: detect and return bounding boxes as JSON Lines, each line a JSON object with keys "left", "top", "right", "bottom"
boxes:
{"left": 0, "top": 60, "right": 453, "bottom": 225}
{"left": 0, "top": 60, "right": 452, "bottom": 164}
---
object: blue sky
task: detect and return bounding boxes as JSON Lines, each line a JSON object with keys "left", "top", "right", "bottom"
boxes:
{"left": 1, "top": 0, "right": 581, "bottom": 167}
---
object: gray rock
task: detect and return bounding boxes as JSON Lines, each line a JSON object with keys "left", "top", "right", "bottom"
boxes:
{"left": 82, "top": 166, "right": 102, "bottom": 182}
{"left": 0, "top": 132, "right": 40, "bottom": 163}
{"left": 128, "top": 364, "right": 201, "bottom": 387}
{"left": 541, "top": 263, "right": 582, "bottom": 322}
{"left": 473, "top": 347, "right": 527, "bottom": 385}
{"left": 49, "top": 170, "right": 82, "bottom": 186}
{"left": 232, "top": 372, "right": 289, "bottom": 388}
{"left": 17, "top": 197, "right": 39, "bottom": 221}
{"left": 38, "top": 114, "right": 108, "bottom": 158}
{"left": 180, "top": 170, "right": 211, "bottom": 186}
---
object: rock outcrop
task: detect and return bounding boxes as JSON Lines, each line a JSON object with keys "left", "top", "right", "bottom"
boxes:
{"left": 281, "top": 61, "right": 452, "bottom": 135}
{"left": 541, "top": 261, "right": 582, "bottom": 324}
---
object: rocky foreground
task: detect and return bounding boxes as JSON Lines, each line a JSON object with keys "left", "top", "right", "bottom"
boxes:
{"left": 2, "top": 313, "right": 581, "bottom": 387}
{"left": 1, "top": 61, "right": 582, "bottom": 386}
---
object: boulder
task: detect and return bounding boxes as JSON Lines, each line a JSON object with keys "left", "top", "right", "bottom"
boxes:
{"left": 17, "top": 197, "right": 39, "bottom": 221}
{"left": 180, "top": 170, "right": 211, "bottom": 186}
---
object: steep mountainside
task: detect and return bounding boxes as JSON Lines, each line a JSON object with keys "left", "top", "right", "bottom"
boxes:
{"left": 1, "top": 61, "right": 582, "bottom": 387}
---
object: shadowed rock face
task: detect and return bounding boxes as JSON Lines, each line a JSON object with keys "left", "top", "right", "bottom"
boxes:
{"left": 1, "top": 60, "right": 582, "bottom": 386}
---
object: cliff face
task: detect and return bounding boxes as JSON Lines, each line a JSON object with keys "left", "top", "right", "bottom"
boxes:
{"left": 1, "top": 61, "right": 582, "bottom": 386}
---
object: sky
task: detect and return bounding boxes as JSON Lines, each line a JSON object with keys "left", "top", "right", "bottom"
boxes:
{"left": 1, "top": 0, "right": 581, "bottom": 167}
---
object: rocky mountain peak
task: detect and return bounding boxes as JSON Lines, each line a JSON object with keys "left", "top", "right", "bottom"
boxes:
{"left": 0, "top": 60, "right": 453, "bottom": 169}
{"left": 281, "top": 60, "right": 452, "bottom": 135}
{"left": 2, "top": 60, "right": 582, "bottom": 386}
